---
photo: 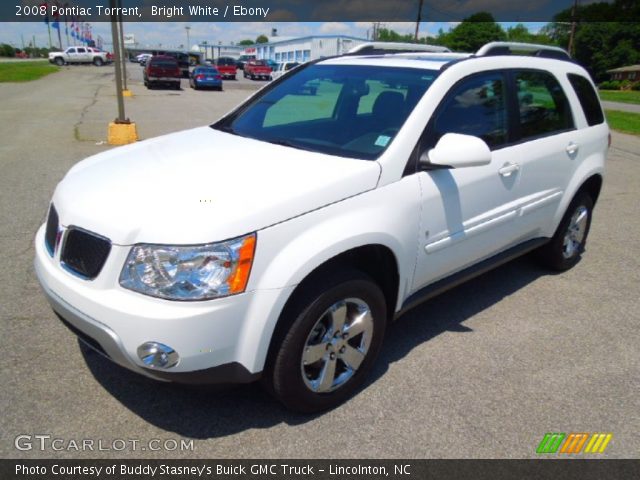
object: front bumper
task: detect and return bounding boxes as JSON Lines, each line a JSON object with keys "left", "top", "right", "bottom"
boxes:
{"left": 34, "top": 224, "right": 281, "bottom": 384}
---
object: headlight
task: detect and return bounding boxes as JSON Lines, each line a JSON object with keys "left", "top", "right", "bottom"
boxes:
{"left": 119, "top": 233, "right": 256, "bottom": 301}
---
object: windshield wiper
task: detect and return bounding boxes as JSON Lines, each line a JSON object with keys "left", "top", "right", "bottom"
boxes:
{"left": 265, "top": 138, "right": 305, "bottom": 150}
{"left": 216, "top": 124, "right": 236, "bottom": 134}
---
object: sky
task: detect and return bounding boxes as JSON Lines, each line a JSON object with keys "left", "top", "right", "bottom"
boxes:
{"left": 1, "top": 21, "right": 549, "bottom": 50}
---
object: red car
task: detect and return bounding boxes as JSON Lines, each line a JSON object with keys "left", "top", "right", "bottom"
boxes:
{"left": 243, "top": 60, "right": 272, "bottom": 80}
{"left": 215, "top": 57, "right": 237, "bottom": 80}
{"left": 143, "top": 55, "right": 181, "bottom": 90}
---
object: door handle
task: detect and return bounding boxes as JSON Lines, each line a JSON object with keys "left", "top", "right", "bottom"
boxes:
{"left": 499, "top": 162, "right": 520, "bottom": 177}
{"left": 566, "top": 142, "right": 579, "bottom": 156}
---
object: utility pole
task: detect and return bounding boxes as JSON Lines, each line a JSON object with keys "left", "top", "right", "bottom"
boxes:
{"left": 185, "top": 26, "right": 191, "bottom": 51}
{"left": 415, "top": 0, "right": 424, "bottom": 42}
{"left": 110, "top": 15, "right": 126, "bottom": 123}
{"left": 568, "top": 0, "right": 578, "bottom": 56}
{"left": 117, "top": 0, "right": 128, "bottom": 92}
{"left": 107, "top": 0, "right": 137, "bottom": 145}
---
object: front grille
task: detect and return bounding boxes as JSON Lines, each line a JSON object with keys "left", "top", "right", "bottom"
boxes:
{"left": 44, "top": 205, "right": 58, "bottom": 256}
{"left": 60, "top": 228, "right": 112, "bottom": 280}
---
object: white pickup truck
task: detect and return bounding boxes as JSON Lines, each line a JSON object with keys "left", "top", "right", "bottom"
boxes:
{"left": 49, "top": 46, "right": 109, "bottom": 66}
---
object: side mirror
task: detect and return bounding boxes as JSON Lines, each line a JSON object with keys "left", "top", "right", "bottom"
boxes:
{"left": 420, "top": 133, "right": 492, "bottom": 169}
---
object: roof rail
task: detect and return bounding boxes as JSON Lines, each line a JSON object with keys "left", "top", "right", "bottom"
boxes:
{"left": 476, "top": 42, "right": 571, "bottom": 60}
{"left": 348, "top": 42, "right": 451, "bottom": 55}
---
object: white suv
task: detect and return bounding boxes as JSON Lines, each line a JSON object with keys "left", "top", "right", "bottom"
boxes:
{"left": 35, "top": 42, "right": 608, "bottom": 412}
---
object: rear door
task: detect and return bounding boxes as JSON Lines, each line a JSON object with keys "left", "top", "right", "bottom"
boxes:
{"left": 76, "top": 47, "right": 90, "bottom": 63}
{"left": 505, "top": 69, "right": 578, "bottom": 237}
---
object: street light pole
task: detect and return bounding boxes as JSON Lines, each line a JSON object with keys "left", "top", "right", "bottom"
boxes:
{"left": 117, "top": 0, "right": 128, "bottom": 91}
{"left": 185, "top": 26, "right": 191, "bottom": 51}
{"left": 415, "top": 0, "right": 424, "bottom": 41}
{"left": 110, "top": 13, "right": 126, "bottom": 123}
{"left": 108, "top": 0, "right": 137, "bottom": 145}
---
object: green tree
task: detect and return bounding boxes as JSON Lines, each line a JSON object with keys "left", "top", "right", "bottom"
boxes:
{"left": 0, "top": 43, "right": 16, "bottom": 57}
{"left": 238, "top": 39, "right": 253, "bottom": 46}
{"left": 545, "top": 0, "right": 640, "bottom": 81}
{"left": 377, "top": 28, "right": 414, "bottom": 43}
{"left": 445, "top": 12, "right": 506, "bottom": 52}
{"left": 256, "top": 35, "right": 269, "bottom": 44}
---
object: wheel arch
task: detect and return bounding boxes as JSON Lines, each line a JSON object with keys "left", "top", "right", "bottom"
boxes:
{"left": 259, "top": 243, "right": 400, "bottom": 380}
{"left": 576, "top": 173, "right": 603, "bottom": 206}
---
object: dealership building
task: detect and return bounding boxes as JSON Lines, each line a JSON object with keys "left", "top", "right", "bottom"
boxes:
{"left": 130, "top": 35, "right": 369, "bottom": 64}
{"left": 249, "top": 35, "right": 368, "bottom": 62}
{"left": 196, "top": 35, "right": 368, "bottom": 63}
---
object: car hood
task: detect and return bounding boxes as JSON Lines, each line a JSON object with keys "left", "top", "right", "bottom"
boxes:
{"left": 53, "top": 127, "right": 381, "bottom": 245}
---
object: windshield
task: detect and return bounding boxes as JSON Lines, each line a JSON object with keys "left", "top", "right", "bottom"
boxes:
{"left": 213, "top": 64, "right": 438, "bottom": 160}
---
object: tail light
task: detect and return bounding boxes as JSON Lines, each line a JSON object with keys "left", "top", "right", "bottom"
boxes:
{"left": 215, "top": 75, "right": 222, "bottom": 80}
{"left": 196, "top": 74, "right": 205, "bottom": 80}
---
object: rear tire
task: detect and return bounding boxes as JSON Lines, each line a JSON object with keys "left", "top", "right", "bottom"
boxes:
{"left": 93, "top": 57, "right": 104, "bottom": 66}
{"left": 537, "top": 192, "right": 594, "bottom": 271}
{"left": 265, "top": 269, "right": 386, "bottom": 413}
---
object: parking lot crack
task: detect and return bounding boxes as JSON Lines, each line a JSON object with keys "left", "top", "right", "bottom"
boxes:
{"left": 74, "top": 83, "right": 106, "bottom": 143}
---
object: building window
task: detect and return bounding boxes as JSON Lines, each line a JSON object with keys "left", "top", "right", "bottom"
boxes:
{"left": 303, "top": 50, "right": 311, "bottom": 61}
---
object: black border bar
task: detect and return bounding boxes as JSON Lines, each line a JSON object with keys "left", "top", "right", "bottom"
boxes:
{"left": 3, "top": 459, "right": 640, "bottom": 480}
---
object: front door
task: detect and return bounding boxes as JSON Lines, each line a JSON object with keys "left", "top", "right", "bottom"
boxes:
{"left": 412, "top": 71, "right": 526, "bottom": 291}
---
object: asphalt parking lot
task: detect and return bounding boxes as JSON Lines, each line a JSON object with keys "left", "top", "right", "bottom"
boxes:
{"left": 1, "top": 64, "right": 638, "bottom": 459}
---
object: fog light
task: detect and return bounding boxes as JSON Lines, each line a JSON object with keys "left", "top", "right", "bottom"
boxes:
{"left": 137, "top": 342, "right": 179, "bottom": 369}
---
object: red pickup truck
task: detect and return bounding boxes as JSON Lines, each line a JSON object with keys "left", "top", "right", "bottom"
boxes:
{"left": 215, "top": 57, "right": 237, "bottom": 80}
{"left": 243, "top": 60, "right": 272, "bottom": 80}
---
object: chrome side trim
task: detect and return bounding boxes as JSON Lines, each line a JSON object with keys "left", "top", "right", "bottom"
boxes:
{"left": 519, "top": 191, "right": 563, "bottom": 217}
{"left": 425, "top": 210, "right": 518, "bottom": 254}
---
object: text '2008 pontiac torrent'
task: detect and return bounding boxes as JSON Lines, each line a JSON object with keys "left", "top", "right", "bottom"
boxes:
{"left": 35, "top": 42, "right": 608, "bottom": 412}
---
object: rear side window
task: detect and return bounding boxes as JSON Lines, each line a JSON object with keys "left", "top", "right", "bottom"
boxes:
{"left": 151, "top": 59, "right": 178, "bottom": 67}
{"left": 515, "top": 70, "right": 574, "bottom": 139}
{"left": 567, "top": 73, "right": 605, "bottom": 126}
{"left": 432, "top": 72, "right": 508, "bottom": 149}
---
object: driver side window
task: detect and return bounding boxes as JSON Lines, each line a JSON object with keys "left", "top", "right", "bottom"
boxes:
{"left": 432, "top": 72, "right": 508, "bottom": 150}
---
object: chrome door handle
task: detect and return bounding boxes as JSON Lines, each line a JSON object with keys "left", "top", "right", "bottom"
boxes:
{"left": 566, "top": 142, "right": 579, "bottom": 156}
{"left": 499, "top": 162, "right": 520, "bottom": 177}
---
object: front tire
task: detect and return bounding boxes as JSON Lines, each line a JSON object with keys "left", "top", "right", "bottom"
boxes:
{"left": 537, "top": 192, "right": 594, "bottom": 271}
{"left": 54, "top": 57, "right": 64, "bottom": 66}
{"left": 267, "top": 270, "right": 386, "bottom": 413}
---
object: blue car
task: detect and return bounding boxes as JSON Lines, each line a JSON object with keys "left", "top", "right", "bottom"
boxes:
{"left": 189, "top": 66, "right": 223, "bottom": 91}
